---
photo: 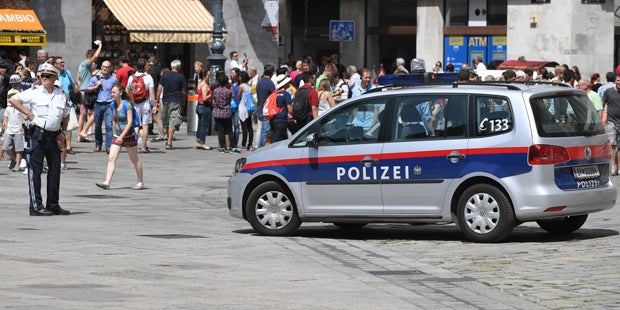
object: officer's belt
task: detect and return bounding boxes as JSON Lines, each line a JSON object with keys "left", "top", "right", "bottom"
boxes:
{"left": 32, "top": 125, "right": 60, "bottom": 136}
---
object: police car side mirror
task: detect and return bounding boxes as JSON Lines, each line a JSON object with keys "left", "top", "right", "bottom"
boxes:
{"left": 306, "top": 132, "right": 318, "bottom": 147}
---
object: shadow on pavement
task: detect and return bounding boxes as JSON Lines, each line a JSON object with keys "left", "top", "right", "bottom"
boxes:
{"left": 233, "top": 223, "right": 618, "bottom": 243}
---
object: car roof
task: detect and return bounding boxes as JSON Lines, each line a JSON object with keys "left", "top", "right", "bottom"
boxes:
{"left": 363, "top": 81, "right": 577, "bottom": 98}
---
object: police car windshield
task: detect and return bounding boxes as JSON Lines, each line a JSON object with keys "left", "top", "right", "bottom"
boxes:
{"left": 530, "top": 95, "right": 604, "bottom": 137}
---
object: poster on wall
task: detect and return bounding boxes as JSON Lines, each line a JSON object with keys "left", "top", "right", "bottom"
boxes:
{"left": 444, "top": 36, "right": 466, "bottom": 72}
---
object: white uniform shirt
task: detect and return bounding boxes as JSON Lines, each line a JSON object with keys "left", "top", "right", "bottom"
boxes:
{"left": 13, "top": 85, "right": 69, "bottom": 131}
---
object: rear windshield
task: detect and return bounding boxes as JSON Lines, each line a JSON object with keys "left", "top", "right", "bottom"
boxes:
{"left": 530, "top": 94, "right": 605, "bottom": 137}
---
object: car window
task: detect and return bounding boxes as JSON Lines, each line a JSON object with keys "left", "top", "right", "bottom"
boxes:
{"left": 392, "top": 94, "right": 468, "bottom": 140}
{"left": 301, "top": 98, "right": 388, "bottom": 146}
{"left": 530, "top": 94, "right": 604, "bottom": 137}
{"left": 475, "top": 96, "right": 513, "bottom": 136}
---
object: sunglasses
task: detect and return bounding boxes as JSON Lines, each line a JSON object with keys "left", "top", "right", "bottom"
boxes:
{"left": 40, "top": 73, "right": 55, "bottom": 79}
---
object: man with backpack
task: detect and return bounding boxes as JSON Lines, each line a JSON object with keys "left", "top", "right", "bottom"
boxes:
{"left": 270, "top": 74, "right": 293, "bottom": 143}
{"left": 127, "top": 58, "right": 155, "bottom": 153}
{"left": 291, "top": 72, "right": 319, "bottom": 134}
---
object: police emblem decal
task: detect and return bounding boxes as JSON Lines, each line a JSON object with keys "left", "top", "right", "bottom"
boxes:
{"left": 413, "top": 165, "right": 422, "bottom": 175}
{"left": 584, "top": 146, "right": 592, "bottom": 160}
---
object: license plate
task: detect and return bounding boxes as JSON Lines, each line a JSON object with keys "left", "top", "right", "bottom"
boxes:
{"left": 573, "top": 165, "right": 600, "bottom": 180}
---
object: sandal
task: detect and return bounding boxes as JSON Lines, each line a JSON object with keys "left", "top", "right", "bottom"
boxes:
{"left": 196, "top": 144, "right": 212, "bottom": 150}
{"left": 78, "top": 135, "right": 93, "bottom": 142}
{"left": 65, "top": 148, "right": 75, "bottom": 154}
{"left": 141, "top": 147, "right": 151, "bottom": 153}
{"left": 165, "top": 143, "right": 174, "bottom": 150}
{"left": 152, "top": 136, "right": 165, "bottom": 142}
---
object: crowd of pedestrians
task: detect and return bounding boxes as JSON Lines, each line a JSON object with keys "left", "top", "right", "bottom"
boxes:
{"left": 2, "top": 43, "right": 620, "bottom": 215}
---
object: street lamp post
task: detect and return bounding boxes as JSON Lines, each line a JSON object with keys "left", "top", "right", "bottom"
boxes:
{"left": 207, "top": 0, "right": 226, "bottom": 83}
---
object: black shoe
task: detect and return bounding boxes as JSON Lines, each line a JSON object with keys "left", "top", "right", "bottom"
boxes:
{"left": 30, "top": 208, "right": 53, "bottom": 216}
{"left": 48, "top": 206, "right": 70, "bottom": 215}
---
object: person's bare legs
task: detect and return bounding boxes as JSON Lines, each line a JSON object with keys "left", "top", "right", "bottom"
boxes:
{"left": 103, "top": 143, "right": 122, "bottom": 183}
{"left": 126, "top": 145, "right": 143, "bottom": 183}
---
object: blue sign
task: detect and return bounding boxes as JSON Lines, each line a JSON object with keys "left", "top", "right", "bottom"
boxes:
{"left": 329, "top": 20, "right": 354, "bottom": 41}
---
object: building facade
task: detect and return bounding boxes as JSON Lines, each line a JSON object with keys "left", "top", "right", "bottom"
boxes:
{"left": 1, "top": 1, "right": 617, "bottom": 82}
{"left": 280, "top": 0, "right": 617, "bottom": 78}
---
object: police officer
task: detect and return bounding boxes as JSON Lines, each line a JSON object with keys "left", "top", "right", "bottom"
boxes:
{"left": 9, "top": 63, "right": 71, "bottom": 216}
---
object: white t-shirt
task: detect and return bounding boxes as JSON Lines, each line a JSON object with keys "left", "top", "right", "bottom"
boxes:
{"left": 127, "top": 72, "right": 154, "bottom": 103}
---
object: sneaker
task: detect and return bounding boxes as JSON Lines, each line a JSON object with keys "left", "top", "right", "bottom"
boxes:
{"left": 8, "top": 160, "right": 16, "bottom": 170}
{"left": 231, "top": 148, "right": 241, "bottom": 154}
{"left": 12, "top": 166, "right": 22, "bottom": 172}
{"left": 219, "top": 148, "right": 226, "bottom": 153}
{"left": 60, "top": 164, "right": 67, "bottom": 170}
{"left": 132, "top": 183, "right": 145, "bottom": 190}
{"left": 23, "top": 169, "right": 28, "bottom": 175}
{"left": 19, "top": 159, "right": 26, "bottom": 169}
{"left": 95, "top": 182, "right": 110, "bottom": 190}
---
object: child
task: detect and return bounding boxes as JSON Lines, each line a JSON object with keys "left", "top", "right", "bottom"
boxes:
{"left": 3, "top": 74, "right": 27, "bottom": 172}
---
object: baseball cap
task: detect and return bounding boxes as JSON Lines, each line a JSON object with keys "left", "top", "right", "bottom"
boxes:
{"left": 9, "top": 74, "right": 20, "bottom": 84}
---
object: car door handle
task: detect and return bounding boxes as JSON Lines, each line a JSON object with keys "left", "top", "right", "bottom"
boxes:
{"left": 447, "top": 151, "right": 465, "bottom": 163}
{"left": 361, "top": 155, "right": 378, "bottom": 168}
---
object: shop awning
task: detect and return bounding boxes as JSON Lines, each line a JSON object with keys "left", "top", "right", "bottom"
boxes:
{"left": 0, "top": 0, "right": 46, "bottom": 46}
{"left": 497, "top": 60, "right": 560, "bottom": 71}
{"left": 103, "top": 0, "right": 214, "bottom": 43}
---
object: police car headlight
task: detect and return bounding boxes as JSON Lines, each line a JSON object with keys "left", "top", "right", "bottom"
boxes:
{"left": 233, "top": 158, "right": 246, "bottom": 174}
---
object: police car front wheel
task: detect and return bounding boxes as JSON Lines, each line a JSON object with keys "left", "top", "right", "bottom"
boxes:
{"left": 246, "top": 181, "right": 301, "bottom": 236}
{"left": 456, "top": 184, "right": 516, "bottom": 243}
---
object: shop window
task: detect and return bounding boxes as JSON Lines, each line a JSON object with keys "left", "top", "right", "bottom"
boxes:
{"left": 445, "top": 0, "right": 506, "bottom": 26}
{"left": 378, "top": 0, "right": 417, "bottom": 26}
{"left": 445, "top": 1, "right": 467, "bottom": 26}
{"left": 291, "top": 0, "right": 339, "bottom": 28}
{"left": 487, "top": 0, "right": 507, "bottom": 25}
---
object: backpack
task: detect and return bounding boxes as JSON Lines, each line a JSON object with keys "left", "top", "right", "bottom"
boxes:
{"left": 292, "top": 86, "right": 311, "bottom": 123}
{"left": 129, "top": 73, "right": 148, "bottom": 102}
{"left": 112, "top": 100, "right": 141, "bottom": 139}
{"left": 262, "top": 89, "right": 284, "bottom": 120}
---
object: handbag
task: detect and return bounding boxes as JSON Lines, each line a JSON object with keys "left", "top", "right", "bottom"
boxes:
{"left": 67, "top": 107, "right": 78, "bottom": 131}
{"left": 246, "top": 92, "right": 255, "bottom": 114}
{"left": 69, "top": 85, "right": 82, "bottom": 106}
{"left": 84, "top": 75, "right": 101, "bottom": 109}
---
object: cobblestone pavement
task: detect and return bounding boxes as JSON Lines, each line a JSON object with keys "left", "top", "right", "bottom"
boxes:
{"left": 0, "top": 129, "right": 617, "bottom": 309}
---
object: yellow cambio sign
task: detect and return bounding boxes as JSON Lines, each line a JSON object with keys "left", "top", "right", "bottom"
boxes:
{"left": 0, "top": 32, "right": 45, "bottom": 46}
{"left": 0, "top": 1, "right": 46, "bottom": 46}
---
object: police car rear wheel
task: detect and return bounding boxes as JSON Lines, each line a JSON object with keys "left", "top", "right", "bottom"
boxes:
{"left": 457, "top": 184, "right": 515, "bottom": 243}
{"left": 536, "top": 215, "right": 588, "bottom": 234}
{"left": 246, "top": 181, "right": 301, "bottom": 236}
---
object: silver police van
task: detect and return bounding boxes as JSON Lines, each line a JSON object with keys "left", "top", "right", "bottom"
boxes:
{"left": 228, "top": 81, "right": 616, "bottom": 242}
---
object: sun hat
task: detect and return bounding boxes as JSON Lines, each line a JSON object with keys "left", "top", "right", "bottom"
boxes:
{"left": 275, "top": 74, "right": 291, "bottom": 89}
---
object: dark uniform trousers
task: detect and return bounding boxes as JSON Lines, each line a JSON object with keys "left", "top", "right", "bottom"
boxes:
{"left": 26, "top": 128, "right": 62, "bottom": 212}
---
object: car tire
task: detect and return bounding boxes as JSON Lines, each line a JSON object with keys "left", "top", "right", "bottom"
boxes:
{"left": 246, "top": 181, "right": 301, "bottom": 236}
{"left": 536, "top": 215, "right": 588, "bottom": 234}
{"left": 332, "top": 222, "right": 367, "bottom": 229}
{"left": 456, "top": 184, "right": 516, "bottom": 243}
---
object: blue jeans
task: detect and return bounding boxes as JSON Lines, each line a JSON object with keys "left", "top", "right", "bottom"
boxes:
{"left": 195, "top": 104, "right": 211, "bottom": 143}
{"left": 258, "top": 116, "right": 270, "bottom": 148}
{"left": 94, "top": 103, "right": 113, "bottom": 149}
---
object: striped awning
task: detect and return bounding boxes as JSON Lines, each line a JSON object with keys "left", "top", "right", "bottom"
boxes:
{"left": 103, "top": 0, "right": 214, "bottom": 43}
